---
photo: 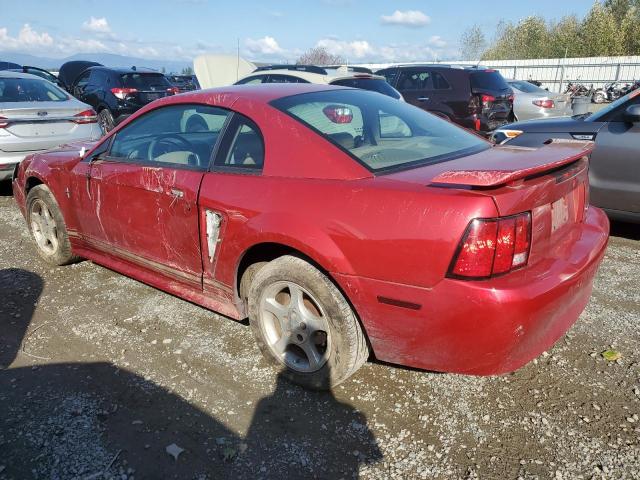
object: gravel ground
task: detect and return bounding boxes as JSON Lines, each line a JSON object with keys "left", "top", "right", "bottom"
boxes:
{"left": 0, "top": 187, "right": 639, "bottom": 480}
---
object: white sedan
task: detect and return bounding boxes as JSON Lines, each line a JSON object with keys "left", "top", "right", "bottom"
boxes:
{"left": 0, "top": 71, "right": 102, "bottom": 181}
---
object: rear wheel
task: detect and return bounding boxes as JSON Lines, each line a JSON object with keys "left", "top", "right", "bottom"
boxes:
{"left": 97, "top": 108, "right": 115, "bottom": 133}
{"left": 26, "top": 185, "right": 79, "bottom": 266}
{"left": 247, "top": 255, "right": 369, "bottom": 390}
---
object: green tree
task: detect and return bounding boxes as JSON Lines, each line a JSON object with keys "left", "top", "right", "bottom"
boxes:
{"left": 181, "top": 66, "right": 194, "bottom": 75}
{"left": 580, "top": 1, "right": 620, "bottom": 56}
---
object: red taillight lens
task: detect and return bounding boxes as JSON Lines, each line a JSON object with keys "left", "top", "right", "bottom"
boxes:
{"left": 508, "top": 94, "right": 515, "bottom": 103}
{"left": 533, "top": 99, "right": 555, "bottom": 109}
{"left": 73, "top": 109, "right": 97, "bottom": 124}
{"left": 323, "top": 105, "right": 353, "bottom": 124}
{"left": 111, "top": 87, "right": 138, "bottom": 100}
{"left": 449, "top": 212, "right": 531, "bottom": 279}
{"left": 0, "top": 116, "right": 8, "bottom": 128}
{"left": 481, "top": 94, "right": 496, "bottom": 105}
{"left": 167, "top": 86, "right": 180, "bottom": 95}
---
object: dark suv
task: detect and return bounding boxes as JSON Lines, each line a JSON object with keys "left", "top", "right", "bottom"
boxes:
{"left": 376, "top": 65, "right": 514, "bottom": 134}
{"left": 71, "top": 67, "right": 178, "bottom": 132}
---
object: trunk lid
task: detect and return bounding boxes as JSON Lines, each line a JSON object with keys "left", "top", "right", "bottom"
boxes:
{"left": 0, "top": 101, "right": 90, "bottom": 152}
{"left": 386, "top": 139, "right": 593, "bottom": 267}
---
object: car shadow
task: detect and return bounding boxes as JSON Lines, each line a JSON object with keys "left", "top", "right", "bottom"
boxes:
{"left": 0, "top": 181, "right": 12, "bottom": 197}
{"left": 0, "top": 268, "right": 382, "bottom": 478}
{"left": 609, "top": 220, "right": 640, "bottom": 241}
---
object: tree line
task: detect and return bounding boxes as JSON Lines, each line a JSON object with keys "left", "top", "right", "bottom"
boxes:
{"left": 460, "top": 0, "right": 640, "bottom": 60}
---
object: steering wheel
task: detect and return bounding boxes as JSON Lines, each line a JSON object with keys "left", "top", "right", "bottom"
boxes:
{"left": 147, "top": 134, "right": 198, "bottom": 163}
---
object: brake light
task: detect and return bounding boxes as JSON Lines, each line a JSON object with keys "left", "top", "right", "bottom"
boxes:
{"left": 481, "top": 94, "right": 495, "bottom": 106}
{"left": 72, "top": 109, "right": 97, "bottom": 124}
{"left": 0, "top": 116, "right": 8, "bottom": 128}
{"left": 449, "top": 212, "right": 531, "bottom": 279}
{"left": 167, "top": 86, "right": 180, "bottom": 95}
{"left": 533, "top": 99, "right": 555, "bottom": 109}
{"left": 323, "top": 105, "right": 353, "bottom": 124}
{"left": 111, "top": 87, "right": 138, "bottom": 100}
{"left": 508, "top": 94, "right": 514, "bottom": 103}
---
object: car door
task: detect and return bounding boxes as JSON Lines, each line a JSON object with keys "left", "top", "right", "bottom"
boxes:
{"left": 78, "top": 103, "right": 231, "bottom": 289}
{"left": 589, "top": 94, "right": 640, "bottom": 214}
{"left": 395, "top": 68, "right": 436, "bottom": 112}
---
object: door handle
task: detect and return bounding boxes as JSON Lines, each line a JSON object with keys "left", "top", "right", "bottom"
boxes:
{"left": 169, "top": 188, "right": 184, "bottom": 198}
{"left": 418, "top": 97, "right": 430, "bottom": 102}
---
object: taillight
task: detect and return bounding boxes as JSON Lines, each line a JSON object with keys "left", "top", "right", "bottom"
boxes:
{"left": 533, "top": 99, "right": 555, "bottom": 109}
{"left": 111, "top": 87, "right": 138, "bottom": 100}
{"left": 0, "top": 116, "right": 8, "bottom": 128}
{"left": 449, "top": 212, "right": 531, "bottom": 279}
{"left": 167, "top": 86, "right": 180, "bottom": 95}
{"left": 481, "top": 94, "right": 495, "bottom": 106}
{"left": 323, "top": 105, "right": 353, "bottom": 124}
{"left": 508, "top": 94, "right": 515, "bottom": 103}
{"left": 72, "top": 109, "right": 97, "bottom": 124}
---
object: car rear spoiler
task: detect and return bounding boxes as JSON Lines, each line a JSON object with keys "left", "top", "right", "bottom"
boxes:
{"left": 430, "top": 139, "right": 594, "bottom": 188}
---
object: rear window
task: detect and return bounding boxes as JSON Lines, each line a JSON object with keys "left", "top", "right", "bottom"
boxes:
{"left": 509, "top": 80, "right": 548, "bottom": 94}
{"left": 271, "top": 89, "right": 488, "bottom": 173}
{"left": 470, "top": 71, "right": 509, "bottom": 91}
{"left": 330, "top": 78, "right": 401, "bottom": 99}
{"left": 120, "top": 73, "right": 172, "bottom": 90}
{"left": 0, "top": 77, "right": 68, "bottom": 102}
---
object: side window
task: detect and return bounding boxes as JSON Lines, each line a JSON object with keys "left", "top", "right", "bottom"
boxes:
{"left": 215, "top": 115, "right": 264, "bottom": 171}
{"left": 74, "top": 71, "right": 91, "bottom": 89}
{"left": 109, "top": 104, "right": 230, "bottom": 169}
{"left": 397, "top": 70, "right": 432, "bottom": 91}
{"left": 432, "top": 72, "right": 450, "bottom": 90}
{"left": 379, "top": 69, "right": 399, "bottom": 86}
{"left": 267, "top": 75, "right": 309, "bottom": 84}
{"left": 236, "top": 75, "right": 265, "bottom": 85}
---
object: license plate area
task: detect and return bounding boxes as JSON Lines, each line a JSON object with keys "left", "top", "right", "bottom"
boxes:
{"left": 551, "top": 186, "right": 583, "bottom": 233}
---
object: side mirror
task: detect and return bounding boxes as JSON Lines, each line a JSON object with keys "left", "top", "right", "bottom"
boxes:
{"left": 84, "top": 140, "right": 110, "bottom": 162}
{"left": 623, "top": 104, "right": 640, "bottom": 123}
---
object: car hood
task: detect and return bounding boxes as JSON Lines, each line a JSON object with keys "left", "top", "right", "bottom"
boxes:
{"left": 505, "top": 116, "right": 604, "bottom": 133}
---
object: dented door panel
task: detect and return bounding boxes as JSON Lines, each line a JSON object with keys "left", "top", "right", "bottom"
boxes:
{"left": 83, "top": 160, "right": 205, "bottom": 288}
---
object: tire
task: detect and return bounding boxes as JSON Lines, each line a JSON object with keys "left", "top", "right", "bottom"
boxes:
{"left": 239, "top": 261, "right": 268, "bottom": 303}
{"left": 592, "top": 92, "right": 606, "bottom": 104}
{"left": 247, "top": 255, "right": 369, "bottom": 390}
{"left": 97, "top": 108, "right": 115, "bottom": 133}
{"left": 26, "top": 185, "right": 80, "bottom": 266}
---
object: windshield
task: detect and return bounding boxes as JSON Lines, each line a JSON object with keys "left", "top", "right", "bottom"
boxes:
{"left": 120, "top": 73, "right": 172, "bottom": 90}
{"left": 271, "top": 89, "right": 489, "bottom": 173}
{"left": 470, "top": 71, "right": 510, "bottom": 91}
{"left": 0, "top": 77, "right": 68, "bottom": 102}
{"left": 508, "top": 80, "right": 548, "bottom": 95}
{"left": 588, "top": 89, "right": 640, "bottom": 122}
{"left": 330, "top": 78, "right": 401, "bottom": 99}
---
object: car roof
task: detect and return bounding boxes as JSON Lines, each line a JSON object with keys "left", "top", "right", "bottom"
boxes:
{"left": 241, "top": 67, "right": 385, "bottom": 84}
{"left": 88, "top": 66, "right": 163, "bottom": 74}
{"left": 0, "top": 70, "right": 47, "bottom": 80}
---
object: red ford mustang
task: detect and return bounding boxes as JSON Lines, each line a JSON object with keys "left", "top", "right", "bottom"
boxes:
{"left": 12, "top": 84, "right": 609, "bottom": 389}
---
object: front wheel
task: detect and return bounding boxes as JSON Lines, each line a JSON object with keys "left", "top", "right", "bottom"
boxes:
{"left": 247, "top": 256, "right": 369, "bottom": 390}
{"left": 26, "top": 185, "right": 80, "bottom": 266}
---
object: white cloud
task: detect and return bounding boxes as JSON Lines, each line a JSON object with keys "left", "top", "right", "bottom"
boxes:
{"left": 82, "top": 17, "right": 111, "bottom": 34}
{"left": 380, "top": 10, "right": 431, "bottom": 28}
{"left": 429, "top": 36, "right": 447, "bottom": 48}
{"left": 245, "top": 36, "right": 283, "bottom": 55}
{"left": 0, "top": 24, "right": 54, "bottom": 51}
{"left": 315, "top": 37, "right": 450, "bottom": 63}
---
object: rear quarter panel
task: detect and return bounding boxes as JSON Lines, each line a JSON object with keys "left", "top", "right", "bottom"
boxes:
{"left": 200, "top": 173, "right": 498, "bottom": 290}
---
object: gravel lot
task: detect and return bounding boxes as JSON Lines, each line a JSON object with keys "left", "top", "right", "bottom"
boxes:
{"left": 0, "top": 186, "right": 639, "bottom": 480}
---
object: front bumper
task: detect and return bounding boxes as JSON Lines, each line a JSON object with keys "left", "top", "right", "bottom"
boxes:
{"left": 335, "top": 206, "right": 609, "bottom": 375}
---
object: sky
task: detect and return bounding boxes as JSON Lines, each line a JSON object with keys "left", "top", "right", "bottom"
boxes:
{"left": 0, "top": 0, "right": 594, "bottom": 63}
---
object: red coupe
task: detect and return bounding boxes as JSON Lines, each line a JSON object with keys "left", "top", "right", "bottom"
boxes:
{"left": 12, "top": 84, "right": 609, "bottom": 389}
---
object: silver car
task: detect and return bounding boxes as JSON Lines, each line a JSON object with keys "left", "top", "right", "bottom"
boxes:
{"left": 0, "top": 71, "right": 101, "bottom": 181}
{"left": 506, "top": 79, "right": 572, "bottom": 121}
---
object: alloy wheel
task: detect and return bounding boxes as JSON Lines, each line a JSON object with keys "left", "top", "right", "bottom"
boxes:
{"left": 30, "top": 199, "right": 59, "bottom": 255}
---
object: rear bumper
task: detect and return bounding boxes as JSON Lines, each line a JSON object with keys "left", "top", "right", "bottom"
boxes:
{"left": 0, "top": 150, "right": 32, "bottom": 181}
{"left": 335, "top": 206, "right": 609, "bottom": 375}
